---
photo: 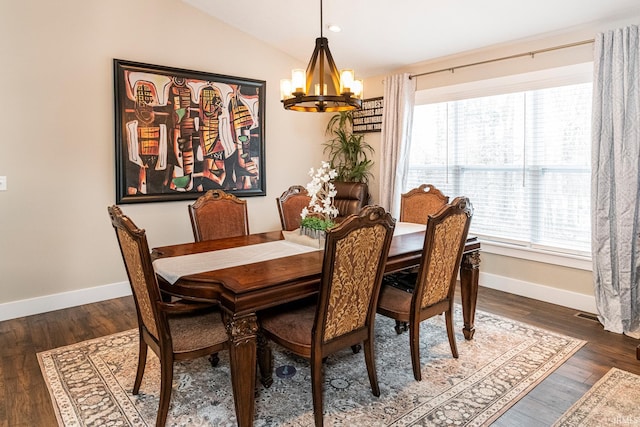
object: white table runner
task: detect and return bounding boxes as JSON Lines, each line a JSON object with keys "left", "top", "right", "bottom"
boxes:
{"left": 393, "top": 221, "right": 426, "bottom": 235}
{"left": 153, "top": 222, "right": 426, "bottom": 285}
{"left": 153, "top": 240, "right": 319, "bottom": 285}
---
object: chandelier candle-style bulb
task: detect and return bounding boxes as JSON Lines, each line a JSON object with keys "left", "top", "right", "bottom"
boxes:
{"left": 340, "top": 69, "right": 355, "bottom": 94}
{"left": 352, "top": 79, "right": 363, "bottom": 99}
{"left": 280, "top": 79, "right": 293, "bottom": 100}
{"left": 292, "top": 69, "right": 306, "bottom": 94}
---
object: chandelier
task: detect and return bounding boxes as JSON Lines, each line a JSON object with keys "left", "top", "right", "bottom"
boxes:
{"left": 280, "top": 0, "right": 363, "bottom": 112}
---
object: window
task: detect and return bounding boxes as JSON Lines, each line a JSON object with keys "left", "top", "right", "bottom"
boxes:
{"left": 407, "top": 79, "right": 592, "bottom": 257}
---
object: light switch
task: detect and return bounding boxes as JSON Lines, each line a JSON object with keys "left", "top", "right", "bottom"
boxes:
{"left": 0, "top": 176, "right": 6, "bottom": 191}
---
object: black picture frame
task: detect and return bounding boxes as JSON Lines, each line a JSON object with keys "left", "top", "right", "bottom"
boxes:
{"left": 114, "top": 59, "right": 266, "bottom": 204}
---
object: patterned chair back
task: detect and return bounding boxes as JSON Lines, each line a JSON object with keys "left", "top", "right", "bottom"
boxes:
{"left": 108, "top": 205, "right": 162, "bottom": 342}
{"left": 188, "top": 189, "right": 249, "bottom": 241}
{"left": 400, "top": 184, "right": 449, "bottom": 224}
{"left": 314, "top": 205, "right": 395, "bottom": 344}
{"left": 413, "top": 197, "right": 473, "bottom": 310}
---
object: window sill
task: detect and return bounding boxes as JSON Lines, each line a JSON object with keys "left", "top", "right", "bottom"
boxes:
{"left": 479, "top": 239, "right": 592, "bottom": 271}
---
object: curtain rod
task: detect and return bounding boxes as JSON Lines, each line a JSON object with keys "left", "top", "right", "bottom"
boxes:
{"left": 409, "top": 39, "right": 594, "bottom": 79}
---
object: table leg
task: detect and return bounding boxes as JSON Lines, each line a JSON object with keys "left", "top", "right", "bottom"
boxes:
{"left": 460, "top": 251, "right": 481, "bottom": 340}
{"left": 224, "top": 312, "right": 259, "bottom": 427}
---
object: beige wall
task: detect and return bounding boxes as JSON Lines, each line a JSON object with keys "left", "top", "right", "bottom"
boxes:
{"left": 0, "top": 0, "right": 326, "bottom": 306}
{"left": 363, "top": 15, "right": 640, "bottom": 309}
{"left": 2, "top": 0, "right": 638, "bottom": 317}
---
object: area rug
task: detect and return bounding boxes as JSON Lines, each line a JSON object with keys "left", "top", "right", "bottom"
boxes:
{"left": 38, "top": 308, "right": 585, "bottom": 426}
{"left": 553, "top": 367, "right": 640, "bottom": 426}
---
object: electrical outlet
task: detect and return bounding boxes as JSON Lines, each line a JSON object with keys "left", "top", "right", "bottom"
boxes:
{"left": 0, "top": 176, "right": 6, "bottom": 191}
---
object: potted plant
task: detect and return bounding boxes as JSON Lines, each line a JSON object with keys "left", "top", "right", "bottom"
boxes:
{"left": 323, "top": 111, "right": 374, "bottom": 184}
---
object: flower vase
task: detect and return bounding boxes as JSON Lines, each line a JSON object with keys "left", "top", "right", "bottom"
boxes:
{"left": 300, "top": 226, "right": 326, "bottom": 241}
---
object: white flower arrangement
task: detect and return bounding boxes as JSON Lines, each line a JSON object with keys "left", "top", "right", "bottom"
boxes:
{"left": 300, "top": 161, "right": 339, "bottom": 231}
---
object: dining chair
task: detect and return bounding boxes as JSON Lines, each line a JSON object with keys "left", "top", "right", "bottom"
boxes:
{"left": 400, "top": 184, "right": 449, "bottom": 224}
{"left": 276, "top": 185, "right": 311, "bottom": 231}
{"left": 257, "top": 205, "right": 395, "bottom": 427}
{"left": 383, "top": 184, "right": 451, "bottom": 332}
{"left": 108, "top": 205, "right": 229, "bottom": 426}
{"left": 188, "top": 189, "right": 249, "bottom": 241}
{"left": 377, "top": 197, "right": 473, "bottom": 381}
{"left": 332, "top": 181, "right": 369, "bottom": 222}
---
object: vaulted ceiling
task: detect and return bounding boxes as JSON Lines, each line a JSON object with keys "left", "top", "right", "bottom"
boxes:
{"left": 183, "top": 0, "right": 640, "bottom": 77}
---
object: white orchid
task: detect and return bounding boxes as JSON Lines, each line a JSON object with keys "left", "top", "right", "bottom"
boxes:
{"left": 300, "top": 162, "right": 339, "bottom": 229}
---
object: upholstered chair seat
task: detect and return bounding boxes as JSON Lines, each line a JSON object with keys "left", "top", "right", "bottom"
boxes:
{"left": 168, "top": 310, "right": 228, "bottom": 353}
{"left": 377, "top": 285, "right": 412, "bottom": 319}
{"left": 259, "top": 300, "right": 317, "bottom": 351}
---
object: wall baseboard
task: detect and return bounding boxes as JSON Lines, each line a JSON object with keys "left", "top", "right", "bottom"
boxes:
{"left": 479, "top": 272, "right": 597, "bottom": 314}
{"left": 0, "top": 282, "right": 132, "bottom": 322}
{"left": 0, "top": 273, "right": 597, "bottom": 322}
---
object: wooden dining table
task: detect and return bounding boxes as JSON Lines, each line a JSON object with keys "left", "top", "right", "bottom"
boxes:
{"left": 151, "top": 225, "right": 481, "bottom": 427}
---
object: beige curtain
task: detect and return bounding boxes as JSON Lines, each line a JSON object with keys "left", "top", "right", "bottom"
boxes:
{"left": 379, "top": 73, "right": 415, "bottom": 218}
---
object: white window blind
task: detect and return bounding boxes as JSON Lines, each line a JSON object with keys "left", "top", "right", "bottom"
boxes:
{"left": 407, "top": 82, "right": 592, "bottom": 256}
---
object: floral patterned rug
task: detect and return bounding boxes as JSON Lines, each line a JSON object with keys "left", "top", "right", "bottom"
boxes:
{"left": 38, "top": 309, "right": 585, "bottom": 426}
{"left": 553, "top": 367, "right": 640, "bottom": 426}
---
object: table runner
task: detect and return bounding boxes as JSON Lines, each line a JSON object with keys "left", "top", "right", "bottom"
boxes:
{"left": 153, "top": 240, "right": 318, "bottom": 285}
{"left": 153, "top": 222, "right": 426, "bottom": 285}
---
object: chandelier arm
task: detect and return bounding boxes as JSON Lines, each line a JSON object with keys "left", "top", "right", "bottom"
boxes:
{"left": 321, "top": 39, "right": 342, "bottom": 95}
{"left": 305, "top": 40, "right": 322, "bottom": 95}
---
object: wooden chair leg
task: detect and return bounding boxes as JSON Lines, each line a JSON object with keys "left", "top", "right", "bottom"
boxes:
{"left": 257, "top": 331, "right": 273, "bottom": 388}
{"left": 157, "top": 356, "right": 174, "bottom": 427}
{"left": 208, "top": 353, "right": 220, "bottom": 367}
{"left": 409, "top": 322, "right": 422, "bottom": 381}
{"left": 311, "top": 354, "right": 325, "bottom": 427}
{"left": 363, "top": 338, "right": 380, "bottom": 397}
{"left": 394, "top": 320, "right": 408, "bottom": 334}
{"left": 445, "top": 309, "right": 459, "bottom": 358}
{"left": 133, "top": 337, "right": 147, "bottom": 394}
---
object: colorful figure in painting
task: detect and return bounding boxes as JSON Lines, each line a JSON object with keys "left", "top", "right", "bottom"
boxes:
{"left": 198, "top": 84, "right": 226, "bottom": 190}
{"left": 124, "top": 73, "right": 171, "bottom": 195}
{"left": 225, "top": 88, "right": 259, "bottom": 190}
{"left": 168, "top": 77, "right": 197, "bottom": 191}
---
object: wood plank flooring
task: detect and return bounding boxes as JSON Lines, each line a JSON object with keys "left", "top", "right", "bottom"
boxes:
{"left": 1, "top": 286, "right": 638, "bottom": 426}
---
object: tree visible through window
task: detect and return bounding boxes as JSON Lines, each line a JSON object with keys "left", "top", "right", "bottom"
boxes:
{"left": 407, "top": 83, "right": 592, "bottom": 255}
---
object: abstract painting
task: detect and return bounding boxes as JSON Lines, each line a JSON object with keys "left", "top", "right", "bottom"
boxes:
{"left": 114, "top": 59, "right": 266, "bottom": 203}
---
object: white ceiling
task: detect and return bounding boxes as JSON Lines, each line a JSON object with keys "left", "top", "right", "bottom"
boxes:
{"left": 183, "top": 0, "right": 640, "bottom": 77}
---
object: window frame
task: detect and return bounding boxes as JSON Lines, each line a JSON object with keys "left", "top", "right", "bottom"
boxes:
{"left": 409, "top": 62, "right": 593, "bottom": 267}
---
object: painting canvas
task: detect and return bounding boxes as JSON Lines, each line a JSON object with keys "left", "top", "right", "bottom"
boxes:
{"left": 114, "top": 59, "right": 266, "bottom": 203}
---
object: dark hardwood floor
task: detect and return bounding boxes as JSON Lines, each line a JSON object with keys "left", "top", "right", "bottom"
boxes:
{"left": 1, "top": 286, "right": 638, "bottom": 426}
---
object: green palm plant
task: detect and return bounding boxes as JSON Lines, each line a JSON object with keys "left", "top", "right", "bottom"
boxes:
{"left": 323, "top": 111, "right": 374, "bottom": 183}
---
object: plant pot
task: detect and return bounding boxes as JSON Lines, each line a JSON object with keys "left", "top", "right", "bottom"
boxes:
{"left": 300, "top": 226, "right": 326, "bottom": 240}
